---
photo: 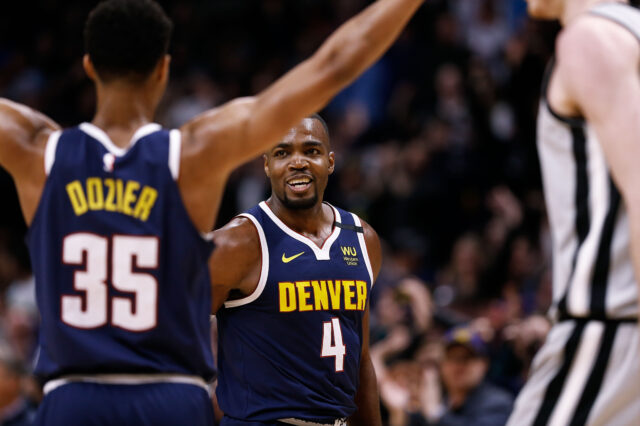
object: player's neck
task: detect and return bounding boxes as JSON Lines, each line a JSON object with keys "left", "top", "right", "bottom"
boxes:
{"left": 561, "top": 0, "right": 626, "bottom": 25}
{"left": 92, "top": 83, "right": 157, "bottom": 136}
{"left": 267, "top": 196, "right": 331, "bottom": 237}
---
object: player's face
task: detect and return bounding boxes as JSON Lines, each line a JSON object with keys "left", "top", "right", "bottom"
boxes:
{"left": 526, "top": 0, "right": 564, "bottom": 19}
{"left": 265, "top": 118, "right": 335, "bottom": 210}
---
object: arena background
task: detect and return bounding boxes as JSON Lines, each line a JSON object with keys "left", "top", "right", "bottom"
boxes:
{"left": 0, "top": 0, "right": 563, "bottom": 424}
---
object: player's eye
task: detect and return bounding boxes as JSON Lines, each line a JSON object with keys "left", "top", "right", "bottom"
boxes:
{"left": 273, "top": 150, "right": 287, "bottom": 157}
{"left": 307, "top": 148, "right": 320, "bottom": 155}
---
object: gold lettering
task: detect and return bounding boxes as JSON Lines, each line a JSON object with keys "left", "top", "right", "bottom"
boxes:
{"left": 86, "top": 178, "right": 104, "bottom": 210}
{"left": 122, "top": 181, "right": 140, "bottom": 215}
{"left": 279, "top": 282, "right": 297, "bottom": 312}
{"left": 66, "top": 181, "right": 88, "bottom": 216}
{"left": 133, "top": 186, "right": 158, "bottom": 221}
{"left": 327, "top": 280, "right": 342, "bottom": 310}
{"left": 296, "top": 281, "right": 312, "bottom": 311}
{"left": 356, "top": 281, "right": 367, "bottom": 311}
{"left": 116, "top": 179, "right": 124, "bottom": 212}
{"left": 343, "top": 280, "right": 356, "bottom": 310}
{"left": 312, "top": 281, "right": 329, "bottom": 311}
{"left": 104, "top": 179, "right": 117, "bottom": 211}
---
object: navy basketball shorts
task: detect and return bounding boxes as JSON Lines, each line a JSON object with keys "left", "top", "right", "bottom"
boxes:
{"left": 35, "top": 382, "right": 214, "bottom": 426}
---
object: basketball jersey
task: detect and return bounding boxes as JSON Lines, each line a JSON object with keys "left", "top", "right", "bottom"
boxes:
{"left": 28, "top": 122, "right": 215, "bottom": 383}
{"left": 215, "top": 201, "right": 374, "bottom": 423}
{"left": 537, "top": 3, "right": 640, "bottom": 321}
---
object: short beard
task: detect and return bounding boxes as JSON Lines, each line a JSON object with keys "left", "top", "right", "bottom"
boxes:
{"left": 281, "top": 192, "right": 318, "bottom": 210}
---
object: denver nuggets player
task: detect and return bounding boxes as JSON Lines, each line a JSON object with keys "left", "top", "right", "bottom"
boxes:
{"left": 210, "top": 115, "right": 381, "bottom": 426}
{"left": 508, "top": 1, "right": 640, "bottom": 425}
{"left": 0, "top": 0, "right": 424, "bottom": 424}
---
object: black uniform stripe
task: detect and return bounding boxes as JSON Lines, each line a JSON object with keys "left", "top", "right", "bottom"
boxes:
{"left": 333, "top": 221, "right": 364, "bottom": 233}
{"left": 533, "top": 321, "right": 587, "bottom": 426}
{"left": 557, "top": 125, "right": 590, "bottom": 317}
{"left": 589, "top": 178, "right": 621, "bottom": 318}
{"left": 568, "top": 323, "right": 619, "bottom": 426}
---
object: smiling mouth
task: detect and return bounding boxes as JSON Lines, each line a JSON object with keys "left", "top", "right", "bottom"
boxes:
{"left": 286, "top": 176, "right": 313, "bottom": 193}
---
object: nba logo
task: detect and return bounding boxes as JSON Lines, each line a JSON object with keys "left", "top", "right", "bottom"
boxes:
{"left": 103, "top": 153, "right": 115, "bottom": 172}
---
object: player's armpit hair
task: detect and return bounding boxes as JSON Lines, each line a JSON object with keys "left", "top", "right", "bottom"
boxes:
{"left": 84, "top": 0, "right": 173, "bottom": 83}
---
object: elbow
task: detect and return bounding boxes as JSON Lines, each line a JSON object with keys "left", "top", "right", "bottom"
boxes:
{"left": 316, "top": 37, "right": 370, "bottom": 88}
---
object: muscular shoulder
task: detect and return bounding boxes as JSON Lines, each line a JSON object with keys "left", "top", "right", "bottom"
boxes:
{"left": 557, "top": 15, "right": 639, "bottom": 78}
{"left": 211, "top": 215, "right": 261, "bottom": 261}
{"left": 358, "top": 217, "right": 382, "bottom": 281}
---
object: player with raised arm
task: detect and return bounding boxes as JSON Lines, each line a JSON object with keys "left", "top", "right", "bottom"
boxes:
{"left": 210, "top": 115, "right": 382, "bottom": 426}
{"left": 508, "top": 1, "right": 640, "bottom": 425}
{"left": 0, "top": 0, "right": 424, "bottom": 424}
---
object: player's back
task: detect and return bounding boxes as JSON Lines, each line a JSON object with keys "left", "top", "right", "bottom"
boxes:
{"left": 538, "top": 2, "right": 640, "bottom": 321}
{"left": 28, "top": 122, "right": 215, "bottom": 385}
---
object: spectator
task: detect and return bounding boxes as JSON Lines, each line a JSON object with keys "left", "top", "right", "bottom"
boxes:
{"left": 0, "top": 345, "right": 36, "bottom": 426}
{"left": 422, "top": 326, "right": 513, "bottom": 426}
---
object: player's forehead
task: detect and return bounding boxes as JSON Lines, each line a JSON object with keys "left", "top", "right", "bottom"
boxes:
{"left": 281, "top": 117, "right": 329, "bottom": 147}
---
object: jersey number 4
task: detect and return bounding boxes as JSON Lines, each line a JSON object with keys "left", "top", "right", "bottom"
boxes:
{"left": 61, "top": 233, "right": 158, "bottom": 332}
{"left": 321, "top": 317, "right": 346, "bottom": 372}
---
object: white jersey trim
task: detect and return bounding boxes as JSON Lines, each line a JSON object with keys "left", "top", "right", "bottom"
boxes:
{"left": 547, "top": 322, "right": 604, "bottom": 425}
{"left": 43, "top": 373, "right": 209, "bottom": 395}
{"left": 351, "top": 213, "right": 374, "bottom": 286}
{"left": 224, "top": 213, "right": 270, "bottom": 308}
{"left": 79, "top": 122, "right": 162, "bottom": 157}
{"left": 44, "top": 130, "right": 61, "bottom": 176}
{"left": 258, "top": 201, "right": 341, "bottom": 261}
{"left": 169, "top": 129, "right": 181, "bottom": 180}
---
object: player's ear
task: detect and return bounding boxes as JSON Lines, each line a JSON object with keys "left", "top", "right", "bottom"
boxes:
{"left": 328, "top": 151, "right": 335, "bottom": 175}
{"left": 263, "top": 154, "right": 271, "bottom": 178}
{"left": 156, "top": 54, "right": 171, "bottom": 84}
{"left": 83, "top": 54, "right": 98, "bottom": 82}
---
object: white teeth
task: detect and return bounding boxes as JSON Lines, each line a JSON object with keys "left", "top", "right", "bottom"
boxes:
{"left": 288, "top": 178, "right": 311, "bottom": 185}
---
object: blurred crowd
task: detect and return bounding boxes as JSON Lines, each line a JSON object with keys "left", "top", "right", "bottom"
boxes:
{"left": 0, "top": 1, "right": 562, "bottom": 425}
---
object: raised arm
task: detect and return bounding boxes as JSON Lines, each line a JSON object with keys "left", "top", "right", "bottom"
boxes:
{"left": 0, "top": 98, "right": 60, "bottom": 224}
{"left": 179, "top": 0, "right": 425, "bottom": 232}
{"left": 555, "top": 17, "right": 640, "bottom": 315}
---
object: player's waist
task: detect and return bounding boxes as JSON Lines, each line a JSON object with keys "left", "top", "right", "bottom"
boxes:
{"left": 43, "top": 373, "right": 209, "bottom": 395}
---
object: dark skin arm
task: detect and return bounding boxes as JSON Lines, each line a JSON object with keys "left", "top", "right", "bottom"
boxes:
{"left": 0, "top": 98, "right": 60, "bottom": 225}
{"left": 178, "top": 0, "right": 425, "bottom": 233}
{"left": 209, "top": 216, "right": 262, "bottom": 314}
{"left": 349, "top": 219, "right": 382, "bottom": 426}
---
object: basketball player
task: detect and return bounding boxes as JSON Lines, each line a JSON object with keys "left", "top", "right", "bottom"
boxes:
{"left": 209, "top": 115, "right": 381, "bottom": 426}
{"left": 0, "top": 0, "right": 424, "bottom": 424}
{"left": 508, "top": 1, "right": 640, "bottom": 425}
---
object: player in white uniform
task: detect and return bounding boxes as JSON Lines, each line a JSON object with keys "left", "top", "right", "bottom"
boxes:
{"left": 507, "top": 1, "right": 640, "bottom": 425}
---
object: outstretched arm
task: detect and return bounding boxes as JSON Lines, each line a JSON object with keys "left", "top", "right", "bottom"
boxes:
{"left": 0, "top": 98, "right": 59, "bottom": 224}
{"left": 179, "top": 0, "right": 425, "bottom": 232}
{"left": 555, "top": 17, "right": 640, "bottom": 315}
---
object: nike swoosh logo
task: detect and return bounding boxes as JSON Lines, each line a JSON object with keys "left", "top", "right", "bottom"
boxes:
{"left": 282, "top": 251, "right": 305, "bottom": 263}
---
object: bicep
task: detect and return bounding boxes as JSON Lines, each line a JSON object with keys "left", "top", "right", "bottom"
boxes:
{"left": 0, "top": 98, "right": 59, "bottom": 177}
{"left": 558, "top": 20, "right": 640, "bottom": 203}
{"left": 208, "top": 218, "right": 262, "bottom": 314}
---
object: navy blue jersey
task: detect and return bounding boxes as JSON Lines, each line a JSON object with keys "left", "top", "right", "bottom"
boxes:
{"left": 216, "top": 201, "right": 374, "bottom": 423}
{"left": 28, "top": 122, "right": 215, "bottom": 383}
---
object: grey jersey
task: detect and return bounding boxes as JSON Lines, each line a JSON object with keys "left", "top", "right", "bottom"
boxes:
{"left": 538, "top": 3, "right": 640, "bottom": 320}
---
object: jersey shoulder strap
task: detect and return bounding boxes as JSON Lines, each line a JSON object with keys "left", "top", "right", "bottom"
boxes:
{"left": 590, "top": 3, "right": 640, "bottom": 42}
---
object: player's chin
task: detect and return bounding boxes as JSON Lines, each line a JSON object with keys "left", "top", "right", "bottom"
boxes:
{"left": 526, "top": 1, "right": 559, "bottom": 19}
{"left": 283, "top": 191, "right": 318, "bottom": 210}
